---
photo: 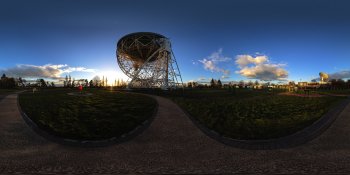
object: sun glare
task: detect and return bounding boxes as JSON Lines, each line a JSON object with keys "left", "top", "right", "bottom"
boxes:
{"left": 97, "top": 70, "right": 128, "bottom": 86}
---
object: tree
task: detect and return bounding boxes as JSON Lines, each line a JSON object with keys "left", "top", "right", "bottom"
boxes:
{"left": 92, "top": 76, "right": 101, "bottom": 87}
{"left": 38, "top": 79, "right": 47, "bottom": 88}
{"left": 18, "top": 77, "right": 24, "bottom": 87}
{"left": 217, "top": 79, "right": 222, "bottom": 88}
{"left": 89, "top": 80, "right": 94, "bottom": 88}
{"left": 187, "top": 82, "right": 193, "bottom": 88}
{"left": 64, "top": 75, "right": 67, "bottom": 87}
{"left": 0, "top": 75, "right": 16, "bottom": 89}
{"left": 248, "top": 80, "right": 253, "bottom": 86}
{"left": 337, "top": 79, "right": 346, "bottom": 88}
{"left": 330, "top": 79, "right": 337, "bottom": 84}
{"left": 67, "top": 75, "right": 72, "bottom": 87}
{"left": 7, "top": 78, "right": 16, "bottom": 88}
{"left": 331, "top": 79, "right": 339, "bottom": 88}
{"left": 22, "top": 78, "right": 27, "bottom": 87}
{"left": 210, "top": 78, "right": 215, "bottom": 88}
{"left": 255, "top": 80, "right": 259, "bottom": 86}
{"left": 239, "top": 80, "right": 244, "bottom": 87}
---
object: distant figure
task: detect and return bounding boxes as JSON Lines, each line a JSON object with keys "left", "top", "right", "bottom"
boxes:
{"left": 78, "top": 85, "right": 83, "bottom": 93}
{"left": 32, "top": 87, "right": 37, "bottom": 94}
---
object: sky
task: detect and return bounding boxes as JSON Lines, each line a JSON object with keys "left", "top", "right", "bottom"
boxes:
{"left": 1, "top": 0, "right": 350, "bottom": 84}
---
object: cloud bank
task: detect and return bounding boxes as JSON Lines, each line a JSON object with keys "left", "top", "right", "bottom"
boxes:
{"left": 235, "top": 55, "right": 288, "bottom": 81}
{"left": 1, "top": 64, "right": 95, "bottom": 79}
{"left": 312, "top": 70, "right": 350, "bottom": 81}
{"left": 198, "top": 48, "right": 231, "bottom": 75}
{"left": 329, "top": 70, "right": 350, "bottom": 80}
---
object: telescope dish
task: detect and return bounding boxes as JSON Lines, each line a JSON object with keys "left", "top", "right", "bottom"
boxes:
{"left": 116, "top": 32, "right": 183, "bottom": 89}
{"left": 319, "top": 72, "right": 329, "bottom": 83}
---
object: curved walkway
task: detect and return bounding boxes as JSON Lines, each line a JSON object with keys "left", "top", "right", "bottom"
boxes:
{"left": 1, "top": 93, "right": 350, "bottom": 174}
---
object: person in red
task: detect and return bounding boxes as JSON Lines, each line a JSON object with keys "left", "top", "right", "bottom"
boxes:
{"left": 78, "top": 85, "right": 83, "bottom": 93}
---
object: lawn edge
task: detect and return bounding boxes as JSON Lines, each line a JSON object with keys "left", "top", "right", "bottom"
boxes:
{"left": 17, "top": 91, "right": 159, "bottom": 148}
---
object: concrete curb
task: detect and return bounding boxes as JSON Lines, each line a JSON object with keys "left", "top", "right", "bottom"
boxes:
{"left": 17, "top": 92, "right": 159, "bottom": 147}
{"left": 178, "top": 97, "right": 350, "bottom": 150}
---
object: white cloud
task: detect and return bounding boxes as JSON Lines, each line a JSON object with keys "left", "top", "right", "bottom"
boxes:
{"left": 197, "top": 77, "right": 207, "bottom": 81}
{"left": 235, "top": 55, "right": 268, "bottom": 68}
{"left": 191, "top": 60, "right": 197, "bottom": 65}
{"left": 198, "top": 48, "right": 231, "bottom": 75}
{"left": 221, "top": 75, "right": 230, "bottom": 79}
{"left": 235, "top": 55, "right": 288, "bottom": 81}
{"left": 61, "top": 66, "right": 95, "bottom": 73}
{"left": 207, "top": 48, "right": 231, "bottom": 62}
{"left": 1, "top": 64, "right": 96, "bottom": 79}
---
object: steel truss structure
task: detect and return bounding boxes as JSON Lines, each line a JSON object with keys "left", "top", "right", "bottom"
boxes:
{"left": 117, "top": 32, "right": 183, "bottom": 89}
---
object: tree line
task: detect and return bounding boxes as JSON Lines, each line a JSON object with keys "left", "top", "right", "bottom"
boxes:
{"left": 186, "top": 78, "right": 350, "bottom": 90}
{"left": 0, "top": 74, "right": 127, "bottom": 89}
{"left": 0, "top": 74, "right": 16, "bottom": 88}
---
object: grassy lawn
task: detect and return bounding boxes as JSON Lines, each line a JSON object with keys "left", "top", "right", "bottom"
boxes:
{"left": 18, "top": 88, "right": 157, "bottom": 140}
{"left": 290, "top": 89, "right": 350, "bottom": 96}
{"left": 317, "top": 89, "right": 350, "bottom": 95}
{"left": 168, "top": 88, "right": 345, "bottom": 140}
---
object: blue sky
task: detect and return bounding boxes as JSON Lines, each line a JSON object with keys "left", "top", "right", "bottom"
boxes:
{"left": 1, "top": 0, "right": 350, "bottom": 84}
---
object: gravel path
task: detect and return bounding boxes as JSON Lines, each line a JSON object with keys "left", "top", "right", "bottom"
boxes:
{"left": 1, "top": 93, "right": 350, "bottom": 174}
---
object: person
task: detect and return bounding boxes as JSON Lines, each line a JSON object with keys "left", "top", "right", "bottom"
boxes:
{"left": 78, "top": 85, "right": 83, "bottom": 94}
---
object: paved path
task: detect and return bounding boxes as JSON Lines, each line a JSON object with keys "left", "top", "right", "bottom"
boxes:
{"left": 0, "top": 93, "right": 13, "bottom": 101}
{"left": 1, "top": 93, "right": 350, "bottom": 174}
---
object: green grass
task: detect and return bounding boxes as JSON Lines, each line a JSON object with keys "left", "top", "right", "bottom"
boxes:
{"left": 317, "top": 89, "right": 350, "bottom": 95}
{"left": 19, "top": 88, "right": 157, "bottom": 140}
{"left": 170, "top": 88, "right": 345, "bottom": 140}
{"left": 291, "top": 89, "right": 350, "bottom": 95}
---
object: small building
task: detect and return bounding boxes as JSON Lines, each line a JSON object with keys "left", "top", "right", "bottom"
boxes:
{"left": 298, "top": 82, "right": 308, "bottom": 87}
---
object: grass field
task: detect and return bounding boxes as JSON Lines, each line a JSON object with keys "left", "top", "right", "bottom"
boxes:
{"left": 291, "top": 89, "right": 350, "bottom": 95}
{"left": 18, "top": 88, "right": 157, "bottom": 140}
{"left": 169, "top": 88, "right": 346, "bottom": 140}
{"left": 317, "top": 89, "right": 350, "bottom": 95}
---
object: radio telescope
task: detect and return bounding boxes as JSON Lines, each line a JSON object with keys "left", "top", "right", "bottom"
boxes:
{"left": 319, "top": 72, "right": 329, "bottom": 83}
{"left": 116, "top": 32, "right": 183, "bottom": 89}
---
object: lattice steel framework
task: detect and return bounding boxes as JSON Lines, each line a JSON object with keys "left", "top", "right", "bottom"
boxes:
{"left": 116, "top": 32, "right": 183, "bottom": 89}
